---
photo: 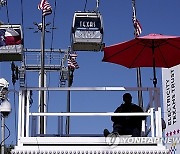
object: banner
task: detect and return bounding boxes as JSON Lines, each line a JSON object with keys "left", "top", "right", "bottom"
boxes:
{"left": 162, "top": 65, "right": 180, "bottom": 154}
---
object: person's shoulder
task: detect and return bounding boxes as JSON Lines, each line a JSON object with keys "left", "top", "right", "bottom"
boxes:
{"left": 115, "top": 104, "right": 124, "bottom": 112}
{"left": 132, "top": 103, "right": 143, "bottom": 111}
{"left": 119, "top": 103, "right": 125, "bottom": 108}
{"left": 132, "top": 103, "right": 139, "bottom": 107}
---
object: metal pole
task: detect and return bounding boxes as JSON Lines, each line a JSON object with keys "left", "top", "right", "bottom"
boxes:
{"left": 152, "top": 40, "right": 157, "bottom": 87}
{"left": 40, "top": 15, "right": 46, "bottom": 134}
{"left": 132, "top": 0, "right": 143, "bottom": 108}
{"left": 136, "top": 68, "right": 143, "bottom": 107}
{"left": 66, "top": 70, "right": 71, "bottom": 135}
{"left": 1, "top": 114, "right": 5, "bottom": 154}
{"left": 96, "top": 0, "right": 99, "bottom": 9}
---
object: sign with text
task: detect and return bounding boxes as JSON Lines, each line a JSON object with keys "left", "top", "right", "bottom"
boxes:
{"left": 74, "top": 17, "right": 101, "bottom": 30}
{"left": 162, "top": 65, "right": 180, "bottom": 153}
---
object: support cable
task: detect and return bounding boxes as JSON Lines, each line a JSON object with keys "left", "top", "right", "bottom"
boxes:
{"left": 20, "top": 0, "right": 27, "bottom": 88}
{"left": 5, "top": 1, "right": 10, "bottom": 24}
{"left": 20, "top": 0, "right": 25, "bottom": 44}
{"left": 50, "top": 0, "right": 57, "bottom": 54}
{"left": 84, "top": 0, "right": 88, "bottom": 12}
{"left": 0, "top": 121, "right": 11, "bottom": 145}
{"left": 95, "top": 0, "right": 99, "bottom": 11}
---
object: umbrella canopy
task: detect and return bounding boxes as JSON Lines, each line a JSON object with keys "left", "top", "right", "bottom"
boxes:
{"left": 103, "top": 33, "right": 180, "bottom": 87}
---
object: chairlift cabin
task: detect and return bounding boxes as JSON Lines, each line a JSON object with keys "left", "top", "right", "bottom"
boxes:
{"left": 0, "top": 24, "right": 23, "bottom": 61}
{"left": 71, "top": 12, "right": 104, "bottom": 51}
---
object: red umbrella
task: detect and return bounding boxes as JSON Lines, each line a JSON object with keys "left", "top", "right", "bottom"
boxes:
{"left": 103, "top": 33, "right": 180, "bottom": 87}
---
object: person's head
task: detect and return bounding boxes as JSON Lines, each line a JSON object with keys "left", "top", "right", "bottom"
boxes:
{"left": 123, "top": 93, "right": 132, "bottom": 105}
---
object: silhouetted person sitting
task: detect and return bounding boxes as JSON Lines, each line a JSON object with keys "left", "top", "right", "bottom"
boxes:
{"left": 104, "top": 93, "right": 145, "bottom": 137}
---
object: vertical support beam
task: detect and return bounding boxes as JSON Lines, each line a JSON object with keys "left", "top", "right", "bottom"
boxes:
{"left": 66, "top": 48, "right": 71, "bottom": 135}
{"left": 26, "top": 90, "right": 30, "bottom": 137}
{"left": 155, "top": 110, "right": 159, "bottom": 137}
{"left": 58, "top": 116, "right": 63, "bottom": 136}
{"left": 1, "top": 115, "right": 5, "bottom": 154}
{"left": 38, "top": 72, "right": 47, "bottom": 134}
{"left": 40, "top": 14, "right": 46, "bottom": 134}
{"left": 158, "top": 107, "right": 162, "bottom": 137}
{"left": 21, "top": 91, "right": 25, "bottom": 138}
{"left": 17, "top": 91, "right": 22, "bottom": 145}
{"left": 141, "top": 120, "right": 145, "bottom": 136}
{"left": 44, "top": 72, "right": 47, "bottom": 134}
{"left": 66, "top": 70, "right": 71, "bottom": 135}
{"left": 150, "top": 108, "right": 155, "bottom": 137}
{"left": 31, "top": 116, "right": 37, "bottom": 137}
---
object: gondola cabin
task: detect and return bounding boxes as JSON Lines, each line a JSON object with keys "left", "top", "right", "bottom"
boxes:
{"left": 71, "top": 12, "right": 104, "bottom": 51}
{"left": 0, "top": 24, "right": 23, "bottom": 61}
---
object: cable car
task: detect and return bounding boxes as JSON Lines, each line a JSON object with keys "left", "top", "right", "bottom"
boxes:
{"left": 0, "top": 24, "right": 23, "bottom": 61}
{"left": 71, "top": 12, "right": 104, "bottom": 51}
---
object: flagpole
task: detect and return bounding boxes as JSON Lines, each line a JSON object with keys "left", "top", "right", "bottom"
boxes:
{"left": 40, "top": 14, "right": 45, "bottom": 134}
{"left": 132, "top": 0, "right": 143, "bottom": 108}
{"left": 65, "top": 51, "right": 79, "bottom": 135}
{"left": 66, "top": 48, "right": 71, "bottom": 135}
{"left": 66, "top": 69, "right": 71, "bottom": 135}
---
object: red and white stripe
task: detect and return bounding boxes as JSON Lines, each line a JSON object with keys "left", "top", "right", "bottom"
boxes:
{"left": 38, "top": 0, "right": 52, "bottom": 16}
{"left": 68, "top": 53, "right": 79, "bottom": 70}
{"left": 132, "top": 17, "right": 142, "bottom": 37}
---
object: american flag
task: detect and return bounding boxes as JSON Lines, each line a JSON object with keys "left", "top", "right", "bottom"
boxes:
{"left": 68, "top": 53, "right": 79, "bottom": 70}
{"left": 132, "top": 17, "right": 142, "bottom": 37}
{"left": 38, "top": 0, "right": 52, "bottom": 16}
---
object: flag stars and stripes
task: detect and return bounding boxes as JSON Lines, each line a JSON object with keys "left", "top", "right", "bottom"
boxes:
{"left": 132, "top": 17, "right": 142, "bottom": 37}
{"left": 68, "top": 53, "right": 79, "bottom": 70}
{"left": 38, "top": 0, "right": 52, "bottom": 16}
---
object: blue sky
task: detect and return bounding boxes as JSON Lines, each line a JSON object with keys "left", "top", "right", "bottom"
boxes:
{"left": 1, "top": 0, "right": 180, "bottom": 145}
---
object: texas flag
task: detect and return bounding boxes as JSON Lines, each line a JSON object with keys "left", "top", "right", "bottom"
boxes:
{"left": 0, "top": 28, "right": 22, "bottom": 47}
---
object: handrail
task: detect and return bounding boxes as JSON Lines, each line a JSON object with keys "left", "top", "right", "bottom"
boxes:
{"left": 20, "top": 86, "right": 160, "bottom": 91}
{"left": 29, "top": 112, "right": 150, "bottom": 116}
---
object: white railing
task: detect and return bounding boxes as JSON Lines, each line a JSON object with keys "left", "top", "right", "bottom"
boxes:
{"left": 17, "top": 87, "right": 163, "bottom": 143}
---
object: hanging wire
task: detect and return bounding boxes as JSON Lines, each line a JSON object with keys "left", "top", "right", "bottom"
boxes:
{"left": 5, "top": 0, "right": 10, "bottom": 23}
{"left": 50, "top": 0, "right": 57, "bottom": 57}
{"left": 20, "top": 0, "right": 25, "bottom": 44}
{"left": 0, "top": 122, "right": 11, "bottom": 145}
{"left": 95, "top": 0, "right": 99, "bottom": 12}
{"left": 84, "top": 0, "right": 88, "bottom": 12}
{"left": 20, "top": 0, "right": 27, "bottom": 87}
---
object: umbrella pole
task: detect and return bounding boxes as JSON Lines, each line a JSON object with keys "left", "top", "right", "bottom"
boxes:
{"left": 136, "top": 68, "right": 143, "bottom": 107}
{"left": 152, "top": 41, "right": 157, "bottom": 87}
{"left": 153, "top": 61, "right": 157, "bottom": 87}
